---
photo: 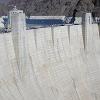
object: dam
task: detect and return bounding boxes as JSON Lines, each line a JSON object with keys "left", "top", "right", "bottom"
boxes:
{"left": 0, "top": 7, "right": 100, "bottom": 100}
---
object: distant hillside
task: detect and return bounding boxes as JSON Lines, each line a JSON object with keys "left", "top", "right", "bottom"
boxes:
{"left": 0, "top": 0, "right": 9, "bottom": 4}
{"left": 0, "top": 3, "right": 9, "bottom": 16}
{"left": 0, "top": 0, "right": 100, "bottom": 17}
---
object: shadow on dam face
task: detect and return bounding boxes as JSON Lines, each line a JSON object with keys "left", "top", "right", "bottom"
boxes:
{"left": 98, "top": 24, "right": 100, "bottom": 37}
{"left": 82, "top": 23, "right": 86, "bottom": 49}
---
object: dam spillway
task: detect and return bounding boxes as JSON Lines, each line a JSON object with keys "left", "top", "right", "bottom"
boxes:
{"left": 0, "top": 8, "right": 100, "bottom": 100}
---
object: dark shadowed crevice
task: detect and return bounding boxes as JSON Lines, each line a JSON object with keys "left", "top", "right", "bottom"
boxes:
{"left": 51, "top": 26, "right": 54, "bottom": 46}
{"left": 68, "top": 25, "right": 70, "bottom": 43}
{"left": 82, "top": 14, "right": 87, "bottom": 49}
{"left": 82, "top": 25, "right": 86, "bottom": 49}
{"left": 98, "top": 24, "right": 100, "bottom": 38}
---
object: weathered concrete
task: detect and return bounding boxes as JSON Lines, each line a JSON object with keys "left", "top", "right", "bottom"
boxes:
{"left": 0, "top": 9, "right": 100, "bottom": 100}
{"left": 0, "top": 23, "right": 100, "bottom": 100}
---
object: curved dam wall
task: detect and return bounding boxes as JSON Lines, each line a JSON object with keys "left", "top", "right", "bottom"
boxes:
{"left": 0, "top": 24, "right": 100, "bottom": 100}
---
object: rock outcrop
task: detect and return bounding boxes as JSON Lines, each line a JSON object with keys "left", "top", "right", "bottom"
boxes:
{"left": 8, "top": 0, "right": 99, "bottom": 16}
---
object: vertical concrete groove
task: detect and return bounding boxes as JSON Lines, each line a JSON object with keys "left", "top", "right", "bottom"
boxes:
{"left": 68, "top": 25, "right": 70, "bottom": 43}
{"left": 82, "top": 23, "right": 86, "bottom": 50}
{"left": 51, "top": 27, "right": 54, "bottom": 46}
{"left": 34, "top": 29, "right": 37, "bottom": 49}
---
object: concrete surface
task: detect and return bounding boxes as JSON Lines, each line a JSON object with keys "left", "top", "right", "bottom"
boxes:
{"left": 0, "top": 23, "right": 100, "bottom": 100}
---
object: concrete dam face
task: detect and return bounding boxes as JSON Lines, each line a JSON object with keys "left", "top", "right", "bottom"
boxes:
{"left": 0, "top": 9, "right": 100, "bottom": 100}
